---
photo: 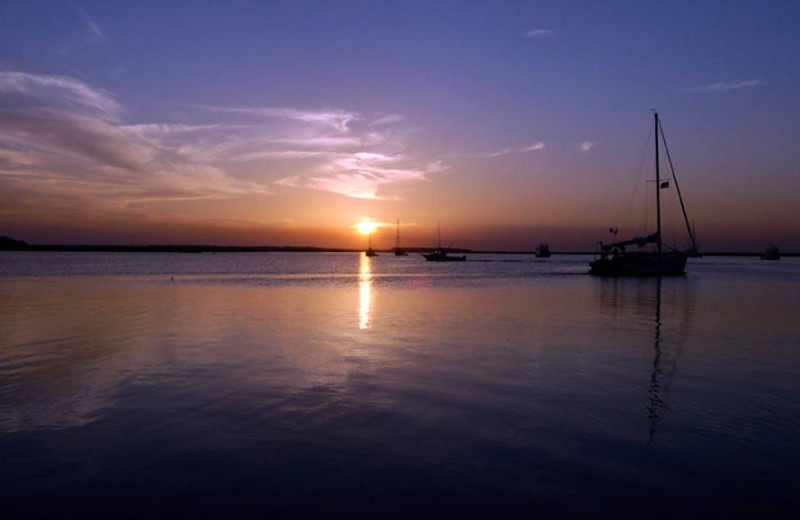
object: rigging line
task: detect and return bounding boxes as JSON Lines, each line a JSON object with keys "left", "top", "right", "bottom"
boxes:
{"left": 622, "top": 123, "right": 655, "bottom": 235}
{"left": 658, "top": 119, "right": 696, "bottom": 249}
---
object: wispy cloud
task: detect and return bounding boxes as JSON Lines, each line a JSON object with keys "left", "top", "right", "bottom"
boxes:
{"left": 490, "top": 148, "right": 514, "bottom": 158}
{"left": 191, "top": 105, "right": 357, "bottom": 132}
{"left": 686, "top": 79, "right": 764, "bottom": 93}
{"left": 525, "top": 29, "right": 554, "bottom": 39}
{"left": 370, "top": 113, "right": 405, "bottom": 126}
{"left": 579, "top": 141, "right": 597, "bottom": 152}
{"left": 0, "top": 107, "right": 151, "bottom": 172}
{"left": 490, "top": 141, "right": 545, "bottom": 157}
{"left": 180, "top": 105, "right": 436, "bottom": 199}
{"left": 80, "top": 9, "right": 106, "bottom": 44}
{"left": 0, "top": 71, "right": 443, "bottom": 219}
{"left": 235, "top": 150, "right": 329, "bottom": 161}
{"left": 268, "top": 135, "right": 364, "bottom": 149}
{"left": 276, "top": 153, "right": 447, "bottom": 200}
{"left": 0, "top": 72, "right": 267, "bottom": 214}
{"left": 519, "top": 141, "right": 545, "bottom": 152}
{"left": 0, "top": 71, "right": 120, "bottom": 115}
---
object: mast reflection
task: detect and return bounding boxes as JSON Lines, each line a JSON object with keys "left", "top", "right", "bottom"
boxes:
{"left": 359, "top": 253, "right": 373, "bottom": 330}
{"left": 599, "top": 276, "right": 694, "bottom": 442}
{"left": 648, "top": 277, "right": 664, "bottom": 442}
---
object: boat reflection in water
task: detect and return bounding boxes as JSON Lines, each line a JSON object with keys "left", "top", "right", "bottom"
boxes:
{"left": 648, "top": 277, "right": 666, "bottom": 441}
{"left": 359, "top": 253, "right": 373, "bottom": 330}
{"left": 598, "top": 276, "right": 693, "bottom": 441}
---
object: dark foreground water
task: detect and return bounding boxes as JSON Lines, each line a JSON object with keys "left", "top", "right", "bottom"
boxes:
{"left": 1, "top": 252, "right": 799, "bottom": 519}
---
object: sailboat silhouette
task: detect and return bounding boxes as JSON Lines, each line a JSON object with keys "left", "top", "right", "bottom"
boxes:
{"left": 590, "top": 112, "right": 697, "bottom": 276}
{"left": 423, "top": 222, "right": 466, "bottom": 262}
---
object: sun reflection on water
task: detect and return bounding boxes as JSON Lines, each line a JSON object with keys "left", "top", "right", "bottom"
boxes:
{"left": 359, "top": 254, "right": 373, "bottom": 330}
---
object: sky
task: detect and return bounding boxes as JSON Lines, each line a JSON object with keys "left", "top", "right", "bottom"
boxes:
{"left": 1, "top": 0, "right": 798, "bottom": 252}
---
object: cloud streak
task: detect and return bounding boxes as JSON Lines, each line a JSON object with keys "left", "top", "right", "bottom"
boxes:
{"left": 0, "top": 107, "right": 151, "bottom": 172}
{"left": 190, "top": 105, "right": 357, "bottom": 132}
{"left": 686, "top": 79, "right": 764, "bottom": 93}
{"left": 276, "top": 153, "right": 447, "bottom": 200}
{"left": 578, "top": 141, "right": 597, "bottom": 152}
{"left": 370, "top": 113, "right": 404, "bottom": 126}
{"left": 80, "top": 9, "right": 106, "bottom": 44}
{"left": 490, "top": 141, "right": 545, "bottom": 157}
{"left": 525, "top": 29, "right": 554, "bottom": 39}
{"left": 0, "top": 71, "right": 120, "bottom": 116}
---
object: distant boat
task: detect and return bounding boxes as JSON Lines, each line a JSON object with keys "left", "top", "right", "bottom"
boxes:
{"left": 589, "top": 112, "right": 695, "bottom": 276}
{"left": 423, "top": 223, "right": 466, "bottom": 262}
{"left": 534, "top": 244, "right": 551, "bottom": 258}
{"left": 423, "top": 250, "right": 466, "bottom": 262}
{"left": 760, "top": 244, "right": 781, "bottom": 260}
{"left": 394, "top": 219, "right": 408, "bottom": 256}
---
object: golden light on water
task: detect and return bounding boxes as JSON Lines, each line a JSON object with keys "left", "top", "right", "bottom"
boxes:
{"left": 359, "top": 254, "right": 373, "bottom": 330}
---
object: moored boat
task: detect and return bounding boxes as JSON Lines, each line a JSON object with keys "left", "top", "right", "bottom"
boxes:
{"left": 589, "top": 112, "right": 694, "bottom": 276}
{"left": 364, "top": 217, "right": 378, "bottom": 257}
{"left": 423, "top": 250, "right": 467, "bottom": 262}
{"left": 760, "top": 244, "right": 781, "bottom": 260}
{"left": 534, "top": 244, "right": 551, "bottom": 258}
{"left": 423, "top": 223, "right": 466, "bottom": 262}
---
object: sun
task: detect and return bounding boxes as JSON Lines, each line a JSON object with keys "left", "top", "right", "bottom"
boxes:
{"left": 356, "top": 218, "right": 378, "bottom": 235}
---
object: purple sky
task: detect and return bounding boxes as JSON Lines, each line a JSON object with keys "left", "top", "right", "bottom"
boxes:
{"left": 1, "top": 1, "right": 798, "bottom": 251}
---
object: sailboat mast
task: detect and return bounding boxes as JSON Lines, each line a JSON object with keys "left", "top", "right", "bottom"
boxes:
{"left": 367, "top": 216, "right": 373, "bottom": 251}
{"left": 396, "top": 219, "right": 400, "bottom": 249}
{"left": 655, "top": 112, "right": 662, "bottom": 256}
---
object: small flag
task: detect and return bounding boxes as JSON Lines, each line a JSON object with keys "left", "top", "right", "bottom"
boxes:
{"left": 660, "top": 181, "right": 670, "bottom": 189}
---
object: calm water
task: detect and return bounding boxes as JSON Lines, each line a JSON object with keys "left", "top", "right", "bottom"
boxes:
{"left": 1, "top": 252, "right": 799, "bottom": 518}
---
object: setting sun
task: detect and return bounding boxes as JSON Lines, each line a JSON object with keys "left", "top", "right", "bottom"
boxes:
{"left": 356, "top": 218, "right": 378, "bottom": 235}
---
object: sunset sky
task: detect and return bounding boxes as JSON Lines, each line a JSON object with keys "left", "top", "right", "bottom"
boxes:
{"left": 1, "top": 1, "right": 798, "bottom": 251}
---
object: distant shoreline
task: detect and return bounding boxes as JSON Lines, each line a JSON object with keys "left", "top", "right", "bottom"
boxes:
{"left": 0, "top": 243, "right": 793, "bottom": 257}
{"left": 1, "top": 234, "right": 793, "bottom": 255}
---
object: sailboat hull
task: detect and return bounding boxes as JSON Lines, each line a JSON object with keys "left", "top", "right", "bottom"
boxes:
{"left": 423, "top": 251, "right": 466, "bottom": 262}
{"left": 424, "top": 223, "right": 466, "bottom": 261}
{"left": 589, "top": 251, "right": 687, "bottom": 276}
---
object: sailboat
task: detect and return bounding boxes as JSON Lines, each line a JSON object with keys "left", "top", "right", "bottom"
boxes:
{"left": 364, "top": 217, "right": 378, "bottom": 257}
{"left": 589, "top": 112, "right": 695, "bottom": 276}
{"left": 365, "top": 234, "right": 378, "bottom": 257}
{"left": 534, "top": 244, "right": 551, "bottom": 258}
{"left": 760, "top": 244, "right": 781, "bottom": 260}
{"left": 423, "top": 223, "right": 466, "bottom": 262}
{"left": 394, "top": 219, "right": 408, "bottom": 256}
